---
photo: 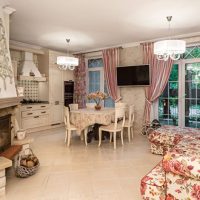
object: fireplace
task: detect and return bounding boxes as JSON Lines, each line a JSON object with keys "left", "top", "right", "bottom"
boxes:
{"left": 0, "top": 114, "right": 12, "bottom": 153}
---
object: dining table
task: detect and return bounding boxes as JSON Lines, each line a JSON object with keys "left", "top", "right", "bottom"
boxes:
{"left": 70, "top": 108, "right": 115, "bottom": 136}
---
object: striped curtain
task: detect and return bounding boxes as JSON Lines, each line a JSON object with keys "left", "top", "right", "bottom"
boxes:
{"left": 102, "top": 48, "right": 120, "bottom": 101}
{"left": 74, "top": 54, "right": 86, "bottom": 108}
{"left": 142, "top": 42, "right": 173, "bottom": 123}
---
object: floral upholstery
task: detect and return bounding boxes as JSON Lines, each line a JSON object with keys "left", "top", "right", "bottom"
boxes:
{"left": 141, "top": 126, "right": 200, "bottom": 199}
{"left": 163, "top": 137, "right": 200, "bottom": 180}
{"left": 150, "top": 143, "right": 172, "bottom": 155}
{"left": 166, "top": 172, "right": 200, "bottom": 200}
{"left": 148, "top": 125, "right": 200, "bottom": 155}
{"left": 141, "top": 162, "right": 166, "bottom": 200}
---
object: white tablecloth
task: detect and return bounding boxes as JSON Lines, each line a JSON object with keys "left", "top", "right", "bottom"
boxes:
{"left": 70, "top": 108, "right": 115, "bottom": 134}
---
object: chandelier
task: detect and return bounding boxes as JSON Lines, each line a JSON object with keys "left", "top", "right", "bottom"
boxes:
{"left": 154, "top": 16, "right": 186, "bottom": 61}
{"left": 56, "top": 39, "right": 79, "bottom": 70}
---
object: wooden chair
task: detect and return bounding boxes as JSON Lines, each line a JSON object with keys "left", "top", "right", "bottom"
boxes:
{"left": 86, "top": 103, "right": 96, "bottom": 109}
{"left": 115, "top": 102, "right": 127, "bottom": 108}
{"left": 98, "top": 107, "right": 125, "bottom": 149}
{"left": 69, "top": 103, "right": 78, "bottom": 111}
{"left": 123, "top": 105, "right": 135, "bottom": 142}
{"left": 64, "top": 107, "right": 88, "bottom": 147}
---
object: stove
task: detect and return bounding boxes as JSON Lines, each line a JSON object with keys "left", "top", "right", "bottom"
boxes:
{"left": 21, "top": 99, "right": 49, "bottom": 104}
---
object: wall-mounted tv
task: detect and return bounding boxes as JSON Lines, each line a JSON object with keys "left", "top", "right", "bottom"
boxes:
{"left": 117, "top": 65, "right": 150, "bottom": 86}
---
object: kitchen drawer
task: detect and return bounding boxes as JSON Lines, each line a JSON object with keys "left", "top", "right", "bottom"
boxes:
{"left": 22, "top": 109, "right": 49, "bottom": 118}
{"left": 22, "top": 114, "right": 49, "bottom": 129}
{"left": 21, "top": 104, "right": 50, "bottom": 111}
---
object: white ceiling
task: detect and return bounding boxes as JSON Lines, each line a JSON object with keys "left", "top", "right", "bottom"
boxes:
{"left": 3, "top": 0, "right": 200, "bottom": 52}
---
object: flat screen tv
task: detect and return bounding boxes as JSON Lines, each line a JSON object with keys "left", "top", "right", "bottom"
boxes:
{"left": 117, "top": 65, "right": 150, "bottom": 86}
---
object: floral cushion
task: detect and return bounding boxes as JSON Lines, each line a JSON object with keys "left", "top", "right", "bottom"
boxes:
{"left": 163, "top": 137, "right": 200, "bottom": 180}
{"left": 141, "top": 162, "right": 166, "bottom": 200}
{"left": 150, "top": 143, "right": 172, "bottom": 155}
{"left": 166, "top": 171, "right": 200, "bottom": 200}
{"left": 148, "top": 125, "right": 200, "bottom": 146}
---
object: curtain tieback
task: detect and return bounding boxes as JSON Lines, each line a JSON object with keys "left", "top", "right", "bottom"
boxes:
{"left": 145, "top": 98, "right": 152, "bottom": 105}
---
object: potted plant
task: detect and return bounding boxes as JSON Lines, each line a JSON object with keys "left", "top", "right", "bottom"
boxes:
{"left": 87, "top": 91, "right": 107, "bottom": 110}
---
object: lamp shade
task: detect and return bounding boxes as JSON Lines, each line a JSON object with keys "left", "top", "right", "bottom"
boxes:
{"left": 56, "top": 56, "right": 79, "bottom": 66}
{"left": 154, "top": 40, "right": 186, "bottom": 55}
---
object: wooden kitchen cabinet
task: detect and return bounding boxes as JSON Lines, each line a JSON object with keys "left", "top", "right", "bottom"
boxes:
{"left": 38, "top": 50, "right": 74, "bottom": 125}
{"left": 20, "top": 104, "right": 50, "bottom": 130}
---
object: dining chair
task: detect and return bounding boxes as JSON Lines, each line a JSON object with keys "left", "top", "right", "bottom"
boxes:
{"left": 123, "top": 104, "right": 135, "bottom": 142}
{"left": 115, "top": 102, "right": 127, "bottom": 108}
{"left": 69, "top": 103, "right": 78, "bottom": 111}
{"left": 98, "top": 107, "right": 125, "bottom": 149}
{"left": 86, "top": 103, "right": 96, "bottom": 109}
{"left": 64, "top": 107, "right": 88, "bottom": 147}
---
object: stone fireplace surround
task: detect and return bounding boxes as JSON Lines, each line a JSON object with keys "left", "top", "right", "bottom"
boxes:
{"left": 0, "top": 97, "right": 21, "bottom": 197}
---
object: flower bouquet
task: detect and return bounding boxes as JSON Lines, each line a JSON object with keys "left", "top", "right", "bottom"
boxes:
{"left": 87, "top": 91, "right": 107, "bottom": 110}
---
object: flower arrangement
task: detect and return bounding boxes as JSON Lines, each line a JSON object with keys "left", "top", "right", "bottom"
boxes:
{"left": 87, "top": 91, "right": 107, "bottom": 109}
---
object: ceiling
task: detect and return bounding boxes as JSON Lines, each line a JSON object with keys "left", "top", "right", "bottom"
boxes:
{"left": 3, "top": 0, "right": 200, "bottom": 52}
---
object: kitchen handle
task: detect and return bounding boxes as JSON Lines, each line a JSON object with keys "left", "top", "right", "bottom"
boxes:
{"left": 27, "top": 113, "right": 33, "bottom": 115}
{"left": 34, "top": 116, "right": 39, "bottom": 118}
{"left": 41, "top": 106, "right": 46, "bottom": 108}
{"left": 41, "top": 111, "right": 46, "bottom": 114}
{"left": 27, "top": 107, "right": 32, "bottom": 109}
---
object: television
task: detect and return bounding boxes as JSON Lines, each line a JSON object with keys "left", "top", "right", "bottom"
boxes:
{"left": 117, "top": 65, "right": 150, "bottom": 86}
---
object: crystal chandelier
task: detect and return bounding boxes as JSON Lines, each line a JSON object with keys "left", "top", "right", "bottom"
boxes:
{"left": 57, "top": 39, "right": 79, "bottom": 70}
{"left": 154, "top": 16, "right": 186, "bottom": 61}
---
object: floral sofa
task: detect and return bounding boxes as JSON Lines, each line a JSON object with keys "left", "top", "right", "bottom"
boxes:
{"left": 148, "top": 125, "right": 200, "bottom": 155}
{"left": 141, "top": 126, "right": 200, "bottom": 200}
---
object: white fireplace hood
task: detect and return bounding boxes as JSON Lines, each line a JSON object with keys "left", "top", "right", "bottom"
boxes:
{"left": 19, "top": 52, "right": 46, "bottom": 81}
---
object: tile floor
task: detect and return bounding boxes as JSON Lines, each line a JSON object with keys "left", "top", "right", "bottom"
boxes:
{"left": 5, "top": 127, "right": 161, "bottom": 200}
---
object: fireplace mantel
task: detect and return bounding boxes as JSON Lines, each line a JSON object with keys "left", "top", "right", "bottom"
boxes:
{"left": 0, "top": 97, "right": 23, "bottom": 109}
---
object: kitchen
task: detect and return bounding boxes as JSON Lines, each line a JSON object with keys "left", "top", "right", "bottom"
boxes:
{"left": 10, "top": 41, "right": 74, "bottom": 133}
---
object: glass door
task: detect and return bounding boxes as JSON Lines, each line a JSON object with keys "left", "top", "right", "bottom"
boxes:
{"left": 185, "top": 62, "right": 200, "bottom": 128}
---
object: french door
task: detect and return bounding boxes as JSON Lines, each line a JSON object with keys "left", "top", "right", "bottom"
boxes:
{"left": 180, "top": 59, "right": 200, "bottom": 128}
{"left": 159, "top": 59, "right": 200, "bottom": 128}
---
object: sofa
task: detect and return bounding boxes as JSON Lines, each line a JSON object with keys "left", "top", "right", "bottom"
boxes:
{"left": 141, "top": 125, "right": 200, "bottom": 200}
{"left": 148, "top": 125, "right": 200, "bottom": 155}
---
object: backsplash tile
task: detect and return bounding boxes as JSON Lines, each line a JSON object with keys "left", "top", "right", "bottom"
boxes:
{"left": 17, "top": 80, "right": 39, "bottom": 100}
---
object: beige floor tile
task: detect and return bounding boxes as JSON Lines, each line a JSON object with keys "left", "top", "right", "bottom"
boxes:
{"left": 5, "top": 127, "right": 161, "bottom": 200}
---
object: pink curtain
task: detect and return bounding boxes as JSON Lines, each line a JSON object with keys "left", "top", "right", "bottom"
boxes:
{"left": 102, "top": 48, "right": 120, "bottom": 101}
{"left": 142, "top": 42, "right": 173, "bottom": 123}
{"left": 74, "top": 54, "right": 86, "bottom": 108}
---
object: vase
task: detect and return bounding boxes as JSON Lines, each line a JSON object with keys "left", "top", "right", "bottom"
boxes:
{"left": 95, "top": 104, "right": 101, "bottom": 110}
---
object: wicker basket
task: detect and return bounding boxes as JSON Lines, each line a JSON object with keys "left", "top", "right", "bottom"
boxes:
{"left": 15, "top": 148, "right": 40, "bottom": 178}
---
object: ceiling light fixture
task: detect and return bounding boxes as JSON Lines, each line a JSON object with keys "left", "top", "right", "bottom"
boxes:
{"left": 56, "top": 39, "right": 79, "bottom": 70}
{"left": 154, "top": 16, "right": 186, "bottom": 61}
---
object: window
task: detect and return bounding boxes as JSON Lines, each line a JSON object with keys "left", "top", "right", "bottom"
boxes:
{"left": 159, "top": 64, "right": 179, "bottom": 126}
{"left": 158, "top": 45, "right": 200, "bottom": 128}
{"left": 87, "top": 58, "right": 114, "bottom": 107}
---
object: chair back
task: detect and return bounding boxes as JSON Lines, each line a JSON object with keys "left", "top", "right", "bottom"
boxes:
{"left": 114, "top": 107, "right": 125, "bottom": 129}
{"left": 69, "top": 103, "right": 78, "bottom": 111}
{"left": 64, "top": 106, "right": 71, "bottom": 129}
{"left": 86, "top": 103, "right": 96, "bottom": 109}
{"left": 128, "top": 105, "right": 135, "bottom": 125}
{"left": 115, "top": 102, "right": 127, "bottom": 108}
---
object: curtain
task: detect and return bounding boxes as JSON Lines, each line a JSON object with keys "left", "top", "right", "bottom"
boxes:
{"left": 142, "top": 42, "right": 173, "bottom": 123}
{"left": 102, "top": 48, "right": 120, "bottom": 101}
{"left": 74, "top": 54, "right": 86, "bottom": 108}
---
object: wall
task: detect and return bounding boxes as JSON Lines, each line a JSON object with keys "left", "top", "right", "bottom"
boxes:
{"left": 119, "top": 45, "right": 145, "bottom": 134}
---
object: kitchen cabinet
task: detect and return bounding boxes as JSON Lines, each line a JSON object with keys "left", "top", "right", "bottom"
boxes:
{"left": 20, "top": 104, "right": 50, "bottom": 130}
{"left": 38, "top": 50, "right": 74, "bottom": 125}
